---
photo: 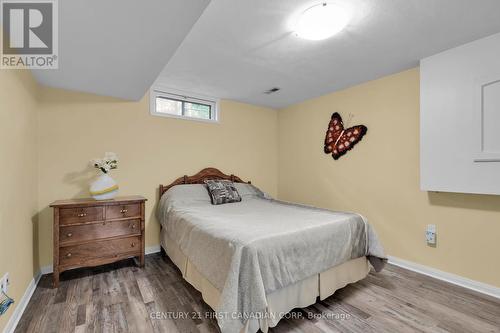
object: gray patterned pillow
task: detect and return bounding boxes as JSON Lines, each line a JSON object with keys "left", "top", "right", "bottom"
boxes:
{"left": 204, "top": 179, "right": 242, "bottom": 205}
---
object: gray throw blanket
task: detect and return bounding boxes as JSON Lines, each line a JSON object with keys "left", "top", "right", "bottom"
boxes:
{"left": 157, "top": 184, "right": 386, "bottom": 333}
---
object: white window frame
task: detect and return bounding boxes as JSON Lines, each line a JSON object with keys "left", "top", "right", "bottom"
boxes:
{"left": 150, "top": 88, "right": 219, "bottom": 123}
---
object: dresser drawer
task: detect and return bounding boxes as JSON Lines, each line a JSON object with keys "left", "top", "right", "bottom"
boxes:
{"left": 59, "top": 219, "right": 140, "bottom": 246}
{"left": 59, "top": 236, "right": 141, "bottom": 267}
{"left": 59, "top": 206, "right": 104, "bottom": 225}
{"left": 106, "top": 203, "right": 141, "bottom": 220}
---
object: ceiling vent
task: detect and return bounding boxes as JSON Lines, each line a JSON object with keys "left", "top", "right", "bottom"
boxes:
{"left": 264, "top": 87, "right": 281, "bottom": 94}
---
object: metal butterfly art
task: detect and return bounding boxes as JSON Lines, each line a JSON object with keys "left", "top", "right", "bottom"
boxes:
{"left": 324, "top": 112, "right": 367, "bottom": 160}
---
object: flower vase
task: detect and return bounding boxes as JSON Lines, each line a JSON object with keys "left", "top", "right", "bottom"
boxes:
{"left": 90, "top": 173, "right": 119, "bottom": 200}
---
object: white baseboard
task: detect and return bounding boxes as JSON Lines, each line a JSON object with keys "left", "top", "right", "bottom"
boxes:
{"left": 145, "top": 245, "right": 161, "bottom": 255}
{"left": 40, "top": 265, "right": 52, "bottom": 275}
{"left": 388, "top": 256, "right": 500, "bottom": 300}
{"left": 39, "top": 245, "right": 162, "bottom": 275}
{"left": 3, "top": 271, "right": 42, "bottom": 333}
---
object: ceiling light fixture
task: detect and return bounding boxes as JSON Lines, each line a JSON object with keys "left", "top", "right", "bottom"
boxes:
{"left": 294, "top": 2, "right": 351, "bottom": 41}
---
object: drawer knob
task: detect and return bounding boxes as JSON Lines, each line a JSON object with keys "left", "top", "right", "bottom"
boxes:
{"left": 131, "top": 224, "right": 136, "bottom": 229}
{"left": 120, "top": 208, "right": 128, "bottom": 214}
{"left": 77, "top": 213, "right": 87, "bottom": 217}
{"left": 66, "top": 253, "right": 72, "bottom": 258}
{"left": 131, "top": 242, "right": 136, "bottom": 248}
{"left": 67, "top": 233, "right": 73, "bottom": 237}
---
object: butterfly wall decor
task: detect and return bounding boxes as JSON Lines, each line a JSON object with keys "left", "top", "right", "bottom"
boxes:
{"left": 324, "top": 112, "right": 367, "bottom": 160}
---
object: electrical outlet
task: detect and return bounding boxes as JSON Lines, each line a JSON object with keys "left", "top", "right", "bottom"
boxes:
{"left": 425, "top": 224, "right": 436, "bottom": 245}
{"left": 0, "top": 273, "right": 9, "bottom": 293}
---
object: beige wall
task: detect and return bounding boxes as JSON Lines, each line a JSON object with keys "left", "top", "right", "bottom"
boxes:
{"left": 0, "top": 70, "right": 39, "bottom": 331}
{"left": 278, "top": 68, "right": 500, "bottom": 287}
{"left": 36, "top": 89, "right": 278, "bottom": 268}
{"left": 2, "top": 65, "right": 500, "bottom": 332}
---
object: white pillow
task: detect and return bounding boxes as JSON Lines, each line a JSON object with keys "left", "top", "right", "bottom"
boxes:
{"left": 157, "top": 184, "right": 210, "bottom": 227}
{"left": 163, "top": 184, "right": 211, "bottom": 205}
{"left": 234, "top": 183, "right": 271, "bottom": 200}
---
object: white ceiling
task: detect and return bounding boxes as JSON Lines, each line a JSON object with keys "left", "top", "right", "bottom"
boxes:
{"left": 155, "top": 0, "right": 500, "bottom": 108}
{"left": 30, "top": 0, "right": 500, "bottom": 108}
{"left": 32, "top": 0, "right": 210, "bottom": 100}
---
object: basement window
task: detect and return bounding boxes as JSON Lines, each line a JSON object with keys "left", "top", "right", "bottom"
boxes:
{"left": 150, "top": 89, "right": 218, "bottom": 122}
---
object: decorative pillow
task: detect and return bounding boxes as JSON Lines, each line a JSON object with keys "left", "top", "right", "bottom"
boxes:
{"left": 204, "top": 179, "right": 242, "bottom": 205}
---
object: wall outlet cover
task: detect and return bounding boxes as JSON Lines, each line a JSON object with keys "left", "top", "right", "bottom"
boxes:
{"left": 0, "top": 272, "right": 9, "bottom": 293}
{"left": 426, "top": 224, "right": 437, "bottom": 245}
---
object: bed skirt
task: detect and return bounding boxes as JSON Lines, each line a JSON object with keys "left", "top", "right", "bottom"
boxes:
{"left": 160, "top": 227, "right": 370, "bottom": 333}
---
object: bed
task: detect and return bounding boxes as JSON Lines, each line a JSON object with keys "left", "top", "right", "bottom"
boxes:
{"left": 157, "top": 168, "right": 386, "bottom": 333}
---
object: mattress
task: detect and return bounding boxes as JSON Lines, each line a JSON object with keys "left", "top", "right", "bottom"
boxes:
{"left": 161, "top": 228, "right": 370, "bottom": 333}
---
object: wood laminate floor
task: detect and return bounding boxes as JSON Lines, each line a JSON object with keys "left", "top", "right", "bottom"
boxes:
{"left": 14, "top": 253, "right": 500, "bottom": 333}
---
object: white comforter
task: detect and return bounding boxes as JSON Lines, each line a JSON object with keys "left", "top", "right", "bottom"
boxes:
{"left": 157, "top": 184, "right": 386, "bottom": 333}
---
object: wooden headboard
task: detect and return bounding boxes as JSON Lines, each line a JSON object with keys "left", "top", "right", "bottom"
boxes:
{"left": 159, "top": 167, "right": 251, "bottom": 198}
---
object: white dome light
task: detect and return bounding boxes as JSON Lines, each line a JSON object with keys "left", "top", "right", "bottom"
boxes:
{"left": 294, "top": 2, "right": 351, "bottom": 40}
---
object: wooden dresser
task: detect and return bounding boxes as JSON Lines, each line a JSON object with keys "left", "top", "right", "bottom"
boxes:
{"left": 50, "top": 195, "right": 147, "bottom": 287}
